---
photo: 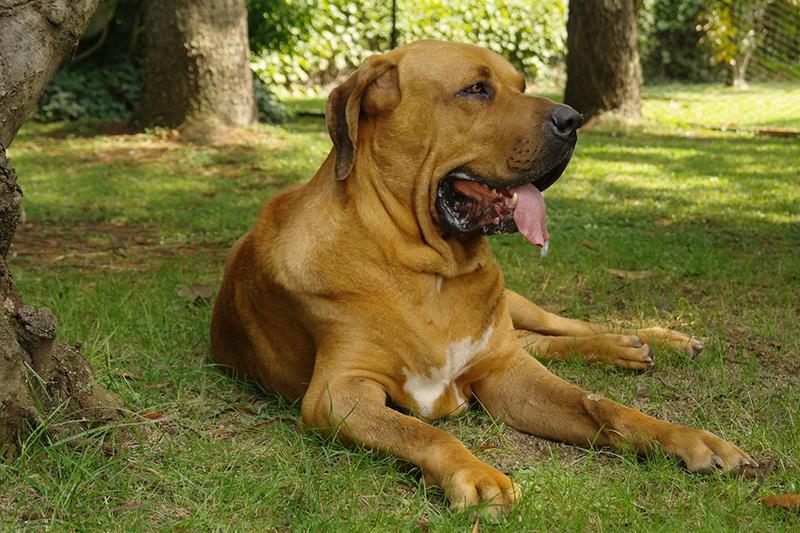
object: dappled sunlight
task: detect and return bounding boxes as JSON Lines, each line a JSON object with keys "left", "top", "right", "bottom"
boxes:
{"left": 9, "top": 122, "right": 331, "bottom": 246}
{"left": 555, "top": 130, "right": 799, "bottom": 231}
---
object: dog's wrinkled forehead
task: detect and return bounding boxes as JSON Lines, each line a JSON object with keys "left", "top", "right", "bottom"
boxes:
{"left": 396, "top": 41, "right": 524, "bottom": 94}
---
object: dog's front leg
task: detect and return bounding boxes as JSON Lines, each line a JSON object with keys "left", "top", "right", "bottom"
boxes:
{"left": 473, "top": 351, "right": 755, "bottom": 472}
{"left": 301, "top": 372, "right": 520, "bottom": 513}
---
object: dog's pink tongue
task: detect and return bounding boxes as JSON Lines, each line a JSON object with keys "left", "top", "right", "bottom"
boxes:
{"left": 511, "top": 183, "right": 548, "bottom": 247}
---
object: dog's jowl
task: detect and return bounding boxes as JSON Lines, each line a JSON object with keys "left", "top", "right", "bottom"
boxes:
{"left": 210, "top": 41, "right": 754, "bottom": 514}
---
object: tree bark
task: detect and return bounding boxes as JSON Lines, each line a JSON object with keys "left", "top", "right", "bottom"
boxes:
{"left": 564, "top": 0, "right": 643, "bottom": 120}
{"left": 0, "top": 0, "right": 121, "bottom": 458}
{"left": 0, "top": 0, "right": 97, "bottom": 146}
{"left": 137, "top": 0, "right": 256, "bottom": 139}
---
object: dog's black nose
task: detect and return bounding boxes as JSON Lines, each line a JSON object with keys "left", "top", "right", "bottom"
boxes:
{"left": 550, "top": 106, "right": 583, "bottom": 139}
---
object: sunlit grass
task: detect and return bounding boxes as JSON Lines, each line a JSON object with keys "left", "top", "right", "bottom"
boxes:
{"left": 643, "top": 82, "right": 800, "bottom": 130}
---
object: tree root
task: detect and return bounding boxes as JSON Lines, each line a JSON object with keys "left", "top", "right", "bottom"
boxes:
{"left": 1, "top": 145, "right": 122, "bottom": 459}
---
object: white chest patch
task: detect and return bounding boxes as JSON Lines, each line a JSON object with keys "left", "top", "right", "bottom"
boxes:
{"left": 403, "top": 326, "right": 494, "bottom": 417}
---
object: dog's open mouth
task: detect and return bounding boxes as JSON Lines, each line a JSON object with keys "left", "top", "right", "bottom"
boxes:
{"left": 435, "top": 154, "right": 572, "bottom": 248}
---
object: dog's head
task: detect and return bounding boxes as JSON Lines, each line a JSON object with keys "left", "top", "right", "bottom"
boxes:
{"left": 326, "top": 40, "right": 581, "bottom": 250}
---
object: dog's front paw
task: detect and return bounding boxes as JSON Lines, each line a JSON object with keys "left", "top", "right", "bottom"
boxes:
{"left": 636, "top": 327, "right": 704, "bottom": 358}
{"left": 661, "top": 426, "right": 756, "bottom": 473}
{"left": 443, "top": 462, "right": 521, "bottom": 516}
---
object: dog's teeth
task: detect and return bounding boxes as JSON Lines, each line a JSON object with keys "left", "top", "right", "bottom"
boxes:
{"left": 493, "top": 217, "right": 500, "bottom": 224}
{"left": 540, "top": 240, "right": 549, "bottom": 258}
{"left": 510, "top": 193, "right": 518, "bottom": 207}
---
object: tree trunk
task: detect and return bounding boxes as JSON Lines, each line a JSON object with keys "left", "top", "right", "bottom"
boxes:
{"left": 564, "top": 0, "right": 643, "bottom": 120}
{"left": 137, "top": 0, "right": 256, "bottom": 140}
{"left": 0, "top": 0, "right": 121, "bottom": 458}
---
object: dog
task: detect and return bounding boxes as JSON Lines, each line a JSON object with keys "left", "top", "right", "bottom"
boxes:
{"left": 210, "top": 41, "right": 754, "bottom": 514}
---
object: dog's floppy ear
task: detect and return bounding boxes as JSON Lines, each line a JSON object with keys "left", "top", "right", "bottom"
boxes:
{"left": 326, "top": 55, "right": 400, "bottom": 180}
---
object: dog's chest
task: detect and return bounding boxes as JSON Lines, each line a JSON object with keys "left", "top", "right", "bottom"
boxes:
{"left": 402, "top": 326, "right": 494, "bottom": 419}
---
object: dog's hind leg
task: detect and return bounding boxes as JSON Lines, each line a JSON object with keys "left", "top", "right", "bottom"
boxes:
{"left": 506, "top": 289, "right": 704, "bottom": 359}
{"left": 514, "top": 329, "right": 654, "bottom": 369}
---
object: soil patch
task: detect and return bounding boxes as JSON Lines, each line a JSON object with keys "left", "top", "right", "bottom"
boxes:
{"left": 10, "top": 221, "right": 227, "bottom": 270}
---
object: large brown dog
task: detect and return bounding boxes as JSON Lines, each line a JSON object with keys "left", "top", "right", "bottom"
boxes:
{"left": 211, "top": 41, "right": 754, "bottom": 513}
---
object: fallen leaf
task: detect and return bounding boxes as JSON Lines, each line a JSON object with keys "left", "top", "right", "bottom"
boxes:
{"left": 605, "top": 268, "right": 654, "bottom": 280}
{"left": 762, "top": 494, "right": 800, "bottom": 511}
{"left": 655, "top": 218, "right": 674, "bottom": 227}
{"left": 148, "top": 380, "right": 172, "bottom": 389}
{"left": 139, "top": 411, "right": 165, "bottom": 421}
{"left": 177, "top": 284, "right": 215, "bottom": 301}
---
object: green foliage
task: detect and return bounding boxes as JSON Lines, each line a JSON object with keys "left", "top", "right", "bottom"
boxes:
{"left": 35, "top": 60, "right": 289, "bottom": 125}
{"left": 639, "top": 0, "right": 723, "bottom": 82}
{"left": 35, "top": 59, "right": 142, "bottom": 122}
{"left": 699, "top": 0, "right": 800, "bottom": 85}
{"left": 251, "top": 0, "right": 567, "bottom": 95}
{"left": 699, "top": 0, "right": 768, "bottom": 84}
{"left": 247, "top": 0, "right": 312, "bottom": 53}
{"left": 402, "top": 0, "right": 567, "bottom": 79}
{"left": 254, "top": 76, "right": 290, "bottom": 123}
{"left": 33, "top": 0, "right": 149, "bottom": 123}
{"left": 758, "top": 0, "right": 800, "bottom": 79}
{"left": 638, "top": 0, "right": 800, "bottom": 84}
{"left": 33, "top": 0, "right": 800, "bottom": 125}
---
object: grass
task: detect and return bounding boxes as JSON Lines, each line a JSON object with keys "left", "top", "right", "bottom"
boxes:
{"left": 642, "top": 82, "right": 800, "bottom": 130}
{"left": 1, "top": 83, "right": 799, "bottom": 531}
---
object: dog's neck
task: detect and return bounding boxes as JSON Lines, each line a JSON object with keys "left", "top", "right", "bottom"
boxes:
{"left": 338, "top": 151, "right": 493, "bottom": 278}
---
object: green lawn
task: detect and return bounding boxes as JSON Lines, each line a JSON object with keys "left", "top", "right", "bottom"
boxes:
{"left": 642, "top": 82, "right": 800, "bottom": 130}
{"left": 1, "top": 84, "right": 799, "bottom": 531}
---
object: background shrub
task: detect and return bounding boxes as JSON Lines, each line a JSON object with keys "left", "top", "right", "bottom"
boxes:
{"left": 34, "top": 0, "right": 800, "bottom": 123}
{"left": 250, "top": 0, "right": 567, "bottom": 95}
{"left": 638, "top": 0, "right": 723, "bottom": 82}
{"left": 35, "top": 58, "right": 143, "bottom": 122}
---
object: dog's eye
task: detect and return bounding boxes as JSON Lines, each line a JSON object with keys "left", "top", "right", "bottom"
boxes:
{"left": 459, "top": 82, "right": 491, "bottom": 99}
